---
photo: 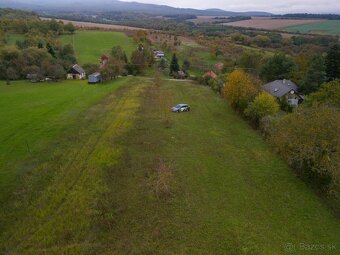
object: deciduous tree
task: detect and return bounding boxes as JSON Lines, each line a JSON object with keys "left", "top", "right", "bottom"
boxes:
{"left": 268, "top": 105, "right": 340, "bottom": 195}
{"left": 223, "top": 69, "right": 259, "bottom": 110}
{"left": 306, "top": 80, "right": 340, "bottom": 108}
{"left": 245, "top": 92, "right": 279, "bottom": 125}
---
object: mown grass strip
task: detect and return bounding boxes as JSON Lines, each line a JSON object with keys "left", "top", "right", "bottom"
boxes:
{"left": 0, "top": 80, "right": 145, "bottom": 254}
{"left": 93, "top": 80, "right": 339, "bottom": 254}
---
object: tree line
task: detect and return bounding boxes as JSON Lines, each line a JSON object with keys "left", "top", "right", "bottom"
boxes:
{"left": 200, "top": 46, "right": 340, "bottom": 200}
{"left": 0, "top": 10, "right": 77, "bottom": 83}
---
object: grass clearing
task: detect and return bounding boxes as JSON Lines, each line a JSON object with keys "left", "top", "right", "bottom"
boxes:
{"left": 98, "top": 80, "right": 339, "bottom": 253}
{"left": 0, "top": 79, "right": 339, "bottom": 254}
{"left": 0, "top": 78, "right": 144, "bottom": 254}
{"left": 284, "top": 20, "right": 340, "bottom": 36}
{"left": 60, "top": 30, "right": 136, "bottom": 64}
{"left": 0, "top": 78, "right": 130, "bottom": 200}
{"left": 6, "top": 34, "right": 25, "bottom": 45}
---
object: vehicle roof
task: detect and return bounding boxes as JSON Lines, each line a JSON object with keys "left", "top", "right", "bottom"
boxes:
{"left": 175, "top": 104, "right": 189, "bottom": 107}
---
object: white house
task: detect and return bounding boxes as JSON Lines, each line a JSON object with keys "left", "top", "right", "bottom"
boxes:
{"left": 67, "top": 64, "right": 86, "bottom": 80}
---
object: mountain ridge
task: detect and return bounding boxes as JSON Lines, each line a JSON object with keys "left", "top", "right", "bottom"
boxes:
{"left": 0, "top": 0, "right": 272, "bottom": 16}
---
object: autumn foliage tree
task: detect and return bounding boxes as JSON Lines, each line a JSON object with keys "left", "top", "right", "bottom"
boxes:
{"left": 245, "top": 92, "right": 279, "bottom": 125}
{"left": 223, "top": 69, "right": 259, "bottom": 111}
{"left": 305, "top": 80, "right": 340, "bottom": 108}
{"left": 101, "top": 57, "right": 124, "bottom": 81}
{"left": 268, "top": 105, "right": 340, "bottom": 195}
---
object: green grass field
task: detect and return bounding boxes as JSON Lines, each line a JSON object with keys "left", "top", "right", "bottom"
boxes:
{"left": 60, "top": 31, "right": 136, "bottom": 64}
{"left": 0, "top": 78, "right": 339, "bottom": 254}
{"left": 284, "top": 20, "right": 340, "bottom": 36}
{"left": 0, "top": 78, "right": 130, "bottom": 201}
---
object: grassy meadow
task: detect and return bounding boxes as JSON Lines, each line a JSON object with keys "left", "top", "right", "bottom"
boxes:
{"left": 284, "top": 20, "right": 340, "bottom": 36}
{"left": 0, "top": 78, "right": 339, "bottom": 254}
{"left": 60, "top": 30, "right": 136, "bottom": 64}
{"left": 0, "top": 79, "right": 130, "bottom": 201}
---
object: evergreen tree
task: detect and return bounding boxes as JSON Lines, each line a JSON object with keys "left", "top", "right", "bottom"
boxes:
{"left": 325, "top": 44, "right": 340, "bottom": 81}
{"left": 158, "top": 58, "right": 167, "bottom": 70}
{"left": 300, "top": 55, "right": 327, "bottom": 94}
{"left": 260, "top": 53, "right": 295, "bottom": 82}
{"left": 182, "top": 59, "right": 190, "bottom": 72}
{"left": 46, "top": 43, "right": 56, "bottom": 58}
{"left": 169, "top": 53, "right": 179, "bottom": 75}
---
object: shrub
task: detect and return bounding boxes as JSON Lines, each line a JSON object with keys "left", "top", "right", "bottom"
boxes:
{"left": 152, "top": 159, "right": 174, "bottom": 198}
{"left": 268, "top": 105, "right": 340, "bottom": 195}
{"left": 305, "top": 80, "right": 340, "bottom": 108}
{"left": 245, "top": 92, "right": 279, "bottom": 125}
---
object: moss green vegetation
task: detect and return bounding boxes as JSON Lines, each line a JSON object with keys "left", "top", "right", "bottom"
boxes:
{"left": 284, "top": 20, "right": 340, "bottom": 36}
{"left": 6, "top": 34, "right": 25, "bottom": 45}
{"left": 0, "top": 78, "right": 338, "bottom": 254}
{"left": 60, "top": 30, "right": 136, "bottom": 64}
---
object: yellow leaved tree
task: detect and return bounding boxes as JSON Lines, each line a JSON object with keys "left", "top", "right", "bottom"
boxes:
{"left": 223, "top": 69, "right": 259, "bottom": 111}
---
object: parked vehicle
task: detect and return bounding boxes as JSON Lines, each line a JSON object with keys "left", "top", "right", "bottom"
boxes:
{"left": 171, "top": 104, "right": 191, "bottom": 113}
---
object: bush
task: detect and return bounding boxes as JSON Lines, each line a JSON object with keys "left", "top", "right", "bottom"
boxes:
{"left": 268, "top": 105, "right": 340, "bottom": 195}
{"left": 305, "top": 80, "right": 340, "bottom": 108}
{"left": 245, "top": 92, "right": 279, "bottom": 125}
{"left": 152, "top": 159, "right": 174, "bottom": 198}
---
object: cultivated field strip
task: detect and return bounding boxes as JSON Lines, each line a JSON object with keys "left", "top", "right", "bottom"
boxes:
{"left": 0, "top": 83, "right": 145, "bottom": 254}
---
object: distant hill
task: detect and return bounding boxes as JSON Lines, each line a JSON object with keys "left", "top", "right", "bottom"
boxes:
{"left": 0, "top": 0, "right": 272, "bottom": 16}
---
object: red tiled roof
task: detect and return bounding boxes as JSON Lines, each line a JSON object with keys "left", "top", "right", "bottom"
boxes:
{"left": 204, "top": 71, "right": 217, "bottom": 79}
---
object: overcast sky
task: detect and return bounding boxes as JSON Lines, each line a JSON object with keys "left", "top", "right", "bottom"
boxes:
{"left": 121, "top": 0, "right": 340, "bottom": 14}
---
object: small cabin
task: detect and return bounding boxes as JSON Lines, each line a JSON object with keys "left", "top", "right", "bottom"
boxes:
{"left": 67, "top": 64, "right": 86, "bottom": 80}
{"left": 88, "top": 72, "right": 102, "bottom": 84}
{"left": 26, "top": 73, "right": 39, "bottom": 82}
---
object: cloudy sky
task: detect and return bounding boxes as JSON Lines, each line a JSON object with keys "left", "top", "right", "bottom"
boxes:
{"left": 121, "top": 0, "right": 340, "bottom": 14}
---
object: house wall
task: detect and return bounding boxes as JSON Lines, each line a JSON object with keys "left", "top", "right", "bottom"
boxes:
{"left": 281, "top": 92, "right": 301, "bottom": 106}
{"left": 67, "top": 73, "right": 85, "bottom": 80}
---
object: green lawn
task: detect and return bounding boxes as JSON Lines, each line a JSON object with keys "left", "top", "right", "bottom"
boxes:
{"left": 284, "top": 20, "right": 340, "bottom": 36}
{"left": 60, "top": 31, "right": 136, "bottom": 64}
{"left": 0, "top": 79, "right": 338, "bottom": 254}
{"left": 0, "top": 78, "right": 130, "bottom": 201}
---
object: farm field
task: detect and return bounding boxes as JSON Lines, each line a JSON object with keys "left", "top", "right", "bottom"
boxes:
{"left": 60, "top": 30, "right": 136, "bottom": 64}
{"left": 41, "top": 18, "right": 147, "bottom": 31}
{"left": 188, "top": 15, "right": 229, "bottom": 24}
{"left": 224, "top": 18, "right": 323, "bottom": 30}
{"left": 284, "top": 20, "right": 340, "bottom": 36}
{"left": 0, "top": 78, "right": 339, "bottom": 254}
